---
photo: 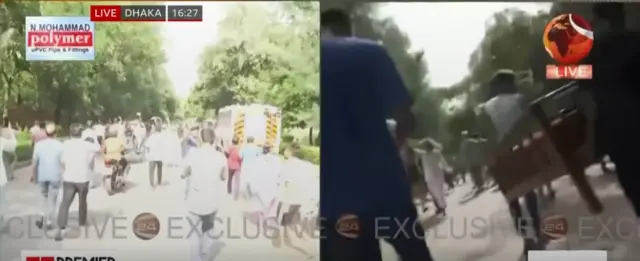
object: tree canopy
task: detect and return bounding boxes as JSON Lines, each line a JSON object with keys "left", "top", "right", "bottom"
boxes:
{"left": 187, "top": 2, "right": 319, "bottom": 132}
{"left": 346, "top": 3, "right": 640, "bottom": 153}
{"left": 1, "top": 1, "right": 177, "bottom": 126}
{"left": 341, "top": 4, "right": 556, "bottom": 153}
{"left": 348, "top": 4, "right": 443, "bottom": 140}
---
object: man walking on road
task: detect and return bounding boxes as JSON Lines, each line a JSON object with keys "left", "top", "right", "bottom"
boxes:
{"left": 459, "top": 131, "right": 487, "bottom": 194}
{"left": 30, "top": 121, "right": 45, "bottom": 146}
{"left": 82, "top": 121, "right": 100, "bottom": 187}
{"left": 586, "top": 3, "right": 640, "bottom": 231}
{"left": 254, "top": 145, "right": 281, "bottom": 219}
{"left": 32, "top": 123, "right": 63, "bottom": 230}
{"left": 2, "top": 122, "right": 19, "bottom": 182}
{"left": 0, "top": 122, "right": 17, "bottom": 233}
{"left": 55, "top": 123, "right": 100, "bottom": 241}
{"left": 226, "top": 137, "right": 241, "bottom": 200}
{"left": 181, "top": 128, "right": 227, "bottom": 261}
{"left": 145, "top": 124, "right": 164, "bottom": 189}
{"left": 274, "top": 142, "right": 315, "bottom": 258}
{"left": 320, "top": 9, "right": 432, "bottom": 261}
{"left": 240, "top": 137, "right": 261, "bottom": 166}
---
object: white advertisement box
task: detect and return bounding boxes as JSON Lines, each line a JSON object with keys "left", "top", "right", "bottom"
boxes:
{"left": 25, "top": 16, "right": 95, "bottom": 61}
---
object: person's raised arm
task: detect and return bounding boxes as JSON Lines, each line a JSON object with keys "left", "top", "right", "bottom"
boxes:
{"left": 372, "top": 45, "right": 415, "bottom": 146}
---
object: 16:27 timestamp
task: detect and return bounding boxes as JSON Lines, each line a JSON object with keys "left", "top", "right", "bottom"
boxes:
{"left": 168, "top": 5, "right": 203, "bottom": 22}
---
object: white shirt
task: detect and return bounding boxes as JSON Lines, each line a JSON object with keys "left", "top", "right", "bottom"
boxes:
{"left": 184, "top": 146, "right": 228, "bottom": 215}
{"left": 29, "top": 126, "right": 41, "bottom": 136}
{"left": 134, "top": 126, "right": 146, "bottom": 141}
{"left": 61, "top": 138, "right": 100, "bottom": 183}
{"left": 144, "top": 132, "right": 164, "bottom": 161}
{"left": 81, "top": 128, "right": 97, "bottom": 142}
{"left": 0, "top": 129, "right": 17, "bottom": 186}
{"left": 417, "top": 150, "right": 445, "bottom": 178}
{"left": 93, "top": 124, "right": 105, "bottom": 137}
{"left": 483, "top": 94, "right": 525, "bottom": 142}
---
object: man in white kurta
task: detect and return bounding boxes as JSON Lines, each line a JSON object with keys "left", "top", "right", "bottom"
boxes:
{"left": 0, "top": 126, "right": 17, "bottom": 232}
{"left": 415, "top": 139, "right": 447, "bottom": 215}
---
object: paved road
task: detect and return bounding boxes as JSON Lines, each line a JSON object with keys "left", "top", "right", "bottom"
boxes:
{"left": 0, "top": 159, "right": 319, "bottom": 261}
{"left": 401, "top": 163, "right": 638, "bottom": 261}
{"left": 2, "top": 159, "right": 637, "bottom": 261}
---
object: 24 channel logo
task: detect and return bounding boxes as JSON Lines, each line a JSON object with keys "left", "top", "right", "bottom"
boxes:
{"left": 543, "top": 13, "right": 593, "bottom": 80}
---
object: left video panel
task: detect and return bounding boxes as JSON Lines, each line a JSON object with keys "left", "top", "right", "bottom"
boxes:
{"left": 1, "top": 1, "right": 320, "bottom": 261}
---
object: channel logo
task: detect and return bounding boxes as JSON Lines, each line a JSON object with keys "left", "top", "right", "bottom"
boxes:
{"left": 542, "top": 213, "right": 568, "bottom": 240}
{"left": 543, "top": 13, "right": 593, "bottom": 80}
{"left": 335, "top": 214, "right": 360, "bottom": 239}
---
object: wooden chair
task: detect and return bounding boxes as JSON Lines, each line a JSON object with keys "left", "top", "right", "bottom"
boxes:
{"left": 490, "top": 82, "right": 603, "bottom": 214}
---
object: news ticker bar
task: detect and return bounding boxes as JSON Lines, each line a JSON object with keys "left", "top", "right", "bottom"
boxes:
{"left": 90, "top": 5, "right": 203, "bottom": 22}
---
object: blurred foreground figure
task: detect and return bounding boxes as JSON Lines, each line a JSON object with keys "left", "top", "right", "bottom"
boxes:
{"left": 182, "top": 128, "right": 227, "bottom": 261}
{"left": 458, "top": 131, "right": 487, "bottom": 194}
{"left": 320, "top": 9, "right": 433, "bottom": 261}
{"left": 275, "top": 142, "right": 315, "bottom": 258}
{"left": 56, "top": 123, "right": 100, "bottom": 241}
{"left": 477, "top": 70, "right": 541, "bottom": 253}
{"left": 415, "top": 139, "right": 447, "bottom": 216}
{"left": 587, "top": 3, "right": 640, "bottom": 218}
{"left": 0, "top": 122, "right": 17, "bottom": 232}
{"left": 32, "top": 123, "right": 63, "bottom": 230}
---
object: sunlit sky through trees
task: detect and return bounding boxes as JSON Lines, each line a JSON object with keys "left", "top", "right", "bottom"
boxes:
{"left": 378, "top": 3, "right": 551, "bottom": 88}
{"left": 162, "top": 2, "right": 552, "bottom": 98}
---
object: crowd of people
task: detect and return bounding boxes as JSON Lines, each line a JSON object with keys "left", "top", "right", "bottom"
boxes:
{"left": 0, "top": 112, "right": 318, "bottom": 261}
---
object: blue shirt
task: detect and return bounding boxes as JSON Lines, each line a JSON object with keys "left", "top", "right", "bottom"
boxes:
{"left": 33, "top": 138, "right": 64, "bottom": 182}
{"left": 240, "top": 144, "right": 261, "bottom": 165}
{"left": 321, "top": 37, "right": 414, "bottom": 218}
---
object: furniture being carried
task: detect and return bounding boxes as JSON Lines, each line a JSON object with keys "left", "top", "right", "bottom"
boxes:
{"left": 490, "top": 81, "right": 603, "bottom": 214}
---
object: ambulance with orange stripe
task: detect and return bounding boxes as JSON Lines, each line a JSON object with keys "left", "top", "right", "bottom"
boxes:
{"left": 215, "top": 104, "right": 282, "bottom": 151}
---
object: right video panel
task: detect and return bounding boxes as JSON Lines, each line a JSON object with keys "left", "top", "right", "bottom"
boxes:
{"left": 320, "top": 2, "right": 638, "bottom": 261}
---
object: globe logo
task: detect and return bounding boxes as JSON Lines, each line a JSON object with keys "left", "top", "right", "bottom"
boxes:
{"left": 543, "top": 13, "right": 593, "bottom": 64}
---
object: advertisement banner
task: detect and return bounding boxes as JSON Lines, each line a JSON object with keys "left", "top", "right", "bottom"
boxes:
{"left": 25, "top": 16, "right": 95, "bottom": 61}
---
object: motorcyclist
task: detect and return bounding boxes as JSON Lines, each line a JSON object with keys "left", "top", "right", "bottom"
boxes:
{"left": 102, "top": 126, "right": 128, "bottom": 175}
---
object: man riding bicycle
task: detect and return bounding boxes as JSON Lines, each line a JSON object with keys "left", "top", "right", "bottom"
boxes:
{"left": 102, "top": 127, "right": 128, "bottom": 174}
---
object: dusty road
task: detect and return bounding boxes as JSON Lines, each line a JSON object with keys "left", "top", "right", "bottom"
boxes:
{"left": 1, "top": 159, "right": 637, "bottom": 261}
{"left": 0, "top": 159, "right": 319, "bottom": 261}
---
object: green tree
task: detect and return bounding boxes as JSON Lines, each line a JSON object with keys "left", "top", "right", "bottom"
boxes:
{"left": 189, "top": 2, "right": 319, "bottom": 134}
{"left": 1, "top": 0, "right": 178, "bottom": 126}
{"left": 441, "top": 8, "right": 551, "bottom": 150}
{"left": 347, "top": 4, "right": 442, "bottom": 139}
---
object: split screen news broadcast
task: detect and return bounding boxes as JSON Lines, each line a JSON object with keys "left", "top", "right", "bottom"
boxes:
{"left": 0, "top": 1, "right": 639, "bottom": 261}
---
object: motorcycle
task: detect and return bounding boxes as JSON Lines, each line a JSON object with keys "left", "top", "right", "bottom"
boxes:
{"left": 102, "top": 155, "right": 130, "bottom": 196}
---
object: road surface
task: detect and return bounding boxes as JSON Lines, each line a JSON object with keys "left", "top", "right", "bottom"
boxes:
{"left": 0, "top": 158, "right": 319, "bottom": 261}
{"left": 1, "top": 158, "right": 637, "bottom": 261}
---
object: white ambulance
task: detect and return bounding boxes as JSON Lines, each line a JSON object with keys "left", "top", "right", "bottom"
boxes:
{"left": 215, "top": 104, "right": 282, "bottom": 150}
